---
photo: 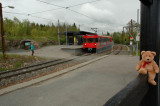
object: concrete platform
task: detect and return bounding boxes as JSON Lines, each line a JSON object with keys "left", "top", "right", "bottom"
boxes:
{"left": 61, "top": 45, "right": 83, "bottom": 56}
{"left": 0, "top": 55, "right": 139, "bottom": 106}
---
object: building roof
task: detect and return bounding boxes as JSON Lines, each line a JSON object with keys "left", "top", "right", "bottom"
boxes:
{"left": 59, "top": 31, "right": 96, "bottom": 36}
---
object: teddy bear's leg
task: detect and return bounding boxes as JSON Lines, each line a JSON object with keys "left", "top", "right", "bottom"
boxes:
{"left": 148, "top": 71, "right": 156, "bottom": 85}
{"left": 139, "top": 68, "right": 147, "bottom": 74}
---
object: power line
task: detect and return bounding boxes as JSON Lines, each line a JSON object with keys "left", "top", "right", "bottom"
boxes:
{"left": 3, "top": 11, "right": 28, "bottom": 16}
{"left": 36, "top": 0, "right": 66, "bottom": 8}
{"left": 29, "top": 15, "right": 57, "bottom": 22}
{"left": 3, "top": 11, "right": 96, "bottom": 33}
{"left": 35, "top": 0, "right": 101, "bottom": 15}
{"left": 3, "top": 11, "right": 58, "bottom": 22}
{"left": 68, "top": 8, "right": 98, "bottom": 21}
{"left": 69, "top": 0, "right": 100, "bottom": 8}
{"left": 36, "top": 0, "right": 99, "bottom": 21}
{"left": 37, "top": 0, "right": 100, "bottom": 8}
{"left": 30, "top": 7, "right": 62, "bottom": 15}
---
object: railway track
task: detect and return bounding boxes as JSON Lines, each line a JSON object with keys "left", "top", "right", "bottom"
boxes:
{"left": 0, "top": 53, "right": 96, "bottom": 88}
{"left": 114, "top": 45, "right": 123, "bottom": 55}
{"left": 83, "top": 44, "right": 127, "bottom": 56}
{"left": 0, "top": 59, "right": 73, "bottom": 80}
{"left": 110, "top": 45, "right": 125, "bottom": 55}
{"left": 0, "top": 58, "right": 77, "bottom": 87}
{"left": 0, "top": 45, "right": 128, "bottom": 88}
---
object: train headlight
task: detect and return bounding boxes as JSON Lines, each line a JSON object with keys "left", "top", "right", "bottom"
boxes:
{"left": 95, "top": 44, "right": 96, "bottom": 46}
{"left": 85, "top": 43, "right": 86, "bottom": 46}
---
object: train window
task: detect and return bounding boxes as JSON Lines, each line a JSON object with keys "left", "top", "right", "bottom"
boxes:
{"left": 107, "top": 38, "right": 110, "bottom": 42}
{"left": 87, "top": 38, "right": 94, "bottom": 43}
{"left": 95, "top": 38, "right": 98, "bottom": 42}
{"left": 102, "top": 38, "right": 105, "bottom": 42}
{"left": 104, "top": 38, "right": 107, "bottom": 42}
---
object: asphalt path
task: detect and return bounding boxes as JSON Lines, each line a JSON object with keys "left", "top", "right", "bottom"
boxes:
{"left": 6, "top": 45, "right": 76, "bottom": 59}
{"left": 0, "top": 55, "right": 138, "bottom": 106}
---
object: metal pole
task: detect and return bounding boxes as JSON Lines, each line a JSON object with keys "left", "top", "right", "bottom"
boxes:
{"left": 66, "top": 24, "right": 67, "bottom": 47}
{"left": 0, "top": 3, "right": 5, "bottom": 58}
{"left": 58, "top": 19, "right": 60, "bottom": 45}
{"left": 136, "top": 9, "right": 139, "bottom": 56}
{"left": 79, "top": 25, "right": 80, "bottom": 31}
{"left": 140, "top": 0, "right": 160, "bottom": 106}
{"left": 122, "top": 27, "right": 124, "bottom": 44}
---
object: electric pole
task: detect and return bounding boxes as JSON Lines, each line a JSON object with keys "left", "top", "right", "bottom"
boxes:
{"left": 65, "top": 24, "right": 67, "bottom": 47}
{"left": 136, "top": 9, "right": 140, "bottom": 56}
{"left": 0, "top": 3, "right": 5, "bottom": 58}
{"left": 58, "top": 19, "right": 60, "bottom": 45}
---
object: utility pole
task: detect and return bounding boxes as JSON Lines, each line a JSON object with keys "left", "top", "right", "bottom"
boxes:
{"left": 58, "top": 19, "right": 60, "bottom": 45}
{"left": 79, "top": 25, "right": 80, "bottom": 31}
{"left": 122, "top": 27, "right": 124, "bottom": 44}
{"left": 65, "top": 24, "right": 67, "bottom": 47}
{"left": 131, "top": 19, "right": 133, "bottom": 36}
{"left": 136, "top": 9, "right": 140, "bottom": 56}
{"left": 0, "top": 3, "right": 5, "bottom": 58}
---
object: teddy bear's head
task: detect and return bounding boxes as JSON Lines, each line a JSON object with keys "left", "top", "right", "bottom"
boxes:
{"left": 141, "top": 51, "right": 156, "bottom": 62}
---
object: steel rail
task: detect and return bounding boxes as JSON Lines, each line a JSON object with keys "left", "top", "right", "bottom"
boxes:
{"left": 0, "top": 58, "right": 62, "bottom": 76}
{"left": 114, "top": 45, "right": 123, "bottom": 55}
{"left": 0, "top": 59, "right": 73, "bottom": 81}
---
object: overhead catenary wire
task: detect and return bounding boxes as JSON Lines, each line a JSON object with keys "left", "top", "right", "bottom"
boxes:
{"left": 3, "top": 0, "right": 115, "bottom": 34}
{"left": 36, "top": 0, "right": 99, "bottom": 21}
{"left": 37, "top": 0, "right": 100, "bottom": 9}
{"left": 68, "top": 0, "right": 100, "bottom": 8}
{"left": 68, "top": 8, "right": 98, "bottom": 21}
{"left": 3, "top": 11, "right": 58, "bottom": 22}
{"left": 4, "top": 0, "right": 102, "bottom": 27}
{"left": 3, "top": 10, "right": 116, "bottom": 34}
{"left": 29, "top": 7, "right": 63, "bottom": 15}
{"left": 3, "top": 11, "right": 28, "bottom": 16}
{"left": 31, "top": 0, "right": 100, "bottom": 15}
{"left": 36, "top": 0, "right": 65, "bottom": 8}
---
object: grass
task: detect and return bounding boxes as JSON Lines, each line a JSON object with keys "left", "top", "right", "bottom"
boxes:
{"left": 0, "top": 54, "right": 46, "bottom": 71}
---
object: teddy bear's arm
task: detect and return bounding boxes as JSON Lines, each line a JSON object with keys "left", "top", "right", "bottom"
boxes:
{"left": 136, "top": 60, "right": 143, "bottom": 71}
{"left": 152, "top": 61, "right": 159, "bottom": 73}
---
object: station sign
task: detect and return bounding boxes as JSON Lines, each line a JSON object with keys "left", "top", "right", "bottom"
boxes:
{"left": 25, "top": 42, "right": 30, "bottom": 46}
{"left": 136, "top": 36, "right": 140, "bottom": 41}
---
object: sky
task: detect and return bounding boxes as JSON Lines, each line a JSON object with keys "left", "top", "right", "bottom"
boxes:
{"left": 1, "top": 0, "right": 140, "bottom": 35}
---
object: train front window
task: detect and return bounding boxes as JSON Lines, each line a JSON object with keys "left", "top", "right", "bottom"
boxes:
{"left": 87, "top": 38, "right": 94, "bottom": 43}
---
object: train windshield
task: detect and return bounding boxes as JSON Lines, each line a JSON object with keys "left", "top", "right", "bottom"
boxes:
{"left": 83, "top": 38, "right": 98, "bottom": 43}
{"left": 87, "top": 38, "right": 94, "bottom": 43}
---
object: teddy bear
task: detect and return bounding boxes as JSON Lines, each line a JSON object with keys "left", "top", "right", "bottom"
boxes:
{"left": 136, "top": 51, "right": 159, "bottom": 85}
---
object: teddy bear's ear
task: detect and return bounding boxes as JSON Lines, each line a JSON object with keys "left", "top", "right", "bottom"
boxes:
{"left": 151, "top": 52, "right": 156, "bottom": 56}
{"left": 141, "top": 51, "right": 145, "bottom": 55}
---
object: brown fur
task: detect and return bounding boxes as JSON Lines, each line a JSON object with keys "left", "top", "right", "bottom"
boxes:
{"left": 136, "top": 51, "right": 159, "bottom": 85}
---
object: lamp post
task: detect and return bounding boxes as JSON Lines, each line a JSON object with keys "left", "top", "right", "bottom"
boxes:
{"left": 0, "top": 3, "right": 14, "bottom": 58}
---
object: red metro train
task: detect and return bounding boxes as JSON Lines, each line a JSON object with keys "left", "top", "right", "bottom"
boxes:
{"left": 83, "top": 34, "right": 113, "bottom": 52}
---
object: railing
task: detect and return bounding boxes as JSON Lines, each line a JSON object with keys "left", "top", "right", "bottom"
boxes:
{"left": 103, "top": 74, "right": 149, "bottom": 106}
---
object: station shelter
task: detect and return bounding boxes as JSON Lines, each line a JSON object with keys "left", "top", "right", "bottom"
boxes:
{"left": 20, "top": 40, "right": 32, "bottom": 49}
{"left": 63, "top": 31, "right": 96, "bottom": 45}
